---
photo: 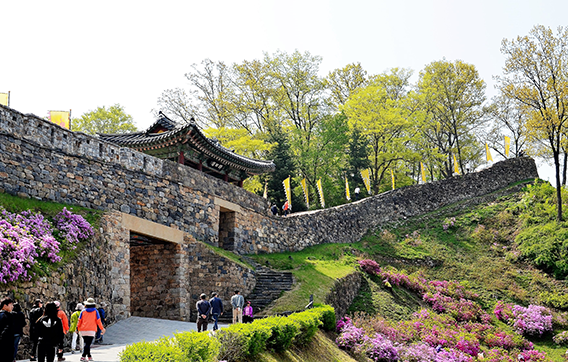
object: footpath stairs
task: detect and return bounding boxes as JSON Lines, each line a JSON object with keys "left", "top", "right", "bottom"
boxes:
{"left": 219, "top": 259, "right": 294, "bottom": 322}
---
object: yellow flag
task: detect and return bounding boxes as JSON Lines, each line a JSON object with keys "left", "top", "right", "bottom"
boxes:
{"left": 420, "top": 162, "right": 426, "bottom": 183}
{"left": 317, "top": 178, "right": 325, "bottom": 208}
{"left": 391, "top": 169, "right": 395, "bottom": 190}
{"left": 49, "top": 111, "right": 70, "bottom": 129}
{"left": 263, "top": 181, "right": 268, "bottom": 199}
{"left": 504, "top": 136, "right": 511, "bottom": 157}
{"left": 453, "top": 154, "right": 460, "bottom": 175}
{"left": 361, "top": 168, "right": 371, "bottom": 195}
{"left": 300, "top": 178, "right": 309, "bottom": 208}
{"left": 485, "top": 143, "right": 493, "bottom": 162}
{"left": 0, "top": 93, "right": 8, "bottom": 106}
{"left": 283, "top": 176, "right": 292, "bottom": 207}
{"left": 345, "top": 177, "right": 351, "bottom": 201}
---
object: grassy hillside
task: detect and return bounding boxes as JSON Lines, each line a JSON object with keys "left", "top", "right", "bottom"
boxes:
{"left": 251, "top": 180, "right": 568, "bottom": 361}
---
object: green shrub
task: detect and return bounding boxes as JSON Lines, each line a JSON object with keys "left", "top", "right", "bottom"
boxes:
{"left": 216, "top": 322, "right": 272, "bottom": 361}
{"left": 215, "top": 328, "right": 247, "bottom": 362}
{"left": 287, "top": 309, "right": 322, "bottom": 345}
{"left": 313, "top": 304, "right": 336, "bottom": 331}
{"left": 254, "top": 317, "right": 300, "bottom": 352}
{"left": 119, "top": 337, "right": 186, "bottom": 362}
{"left": 541, "top": 292, "right": 568, "bottom": 310}
{"left": 174, "top": 331, "right": 220, "bottom": 362}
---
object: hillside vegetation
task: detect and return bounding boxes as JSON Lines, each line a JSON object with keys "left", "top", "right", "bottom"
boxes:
{"left": 251, "top": 180, "right": 568, "bottom": 361}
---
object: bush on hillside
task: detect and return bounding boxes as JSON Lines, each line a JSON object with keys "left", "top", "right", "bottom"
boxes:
{"left": 254, "top": 316, "right": 299, "bottom": 352}
{"left": 119, "top": 337, "right": 186, "bottom": 362}
{"left": 174, "top": 331, "right": 220, "bottom": 362}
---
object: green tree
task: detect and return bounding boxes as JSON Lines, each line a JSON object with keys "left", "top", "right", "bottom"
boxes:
{"left": 325, "top": 63, "right": 368, "bottom": 110}
{"left": 484, "top": 94, "right": 528, "bottom": 159}
{"left": 73, "top": 104, "right": 137, "bottom": 135}
{"left": 498, "top": 25, "right": 568, "bottom": 221}
{"left": 346, "top": 126, "right": 371, "bottom": 191}
{"left": 344, "top": 69, "right": 416, "bottom": 193}
{"left": 417, "top": 59, "right": 487, "bottom": 177}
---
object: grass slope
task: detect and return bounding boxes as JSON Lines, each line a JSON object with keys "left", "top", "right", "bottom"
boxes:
{"left": 251, "top": 180, "right": 568, "bottom": 361}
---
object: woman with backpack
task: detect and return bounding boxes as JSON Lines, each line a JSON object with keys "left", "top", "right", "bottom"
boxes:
{"left": 35, "top": 302, "right": 64, "bottom": 362}
{"left": 77, "top": 298, "right": 105, "bottom": 361}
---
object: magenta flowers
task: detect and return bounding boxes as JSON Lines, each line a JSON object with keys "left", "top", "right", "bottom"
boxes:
{"left": 0, "top": 207, "right": 94, "bottom": 284}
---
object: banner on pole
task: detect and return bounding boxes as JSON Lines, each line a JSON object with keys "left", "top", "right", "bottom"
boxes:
{"left": 317, "top": 178, "right": 325, "bottom": 208}
{"left": 300, "top": 178, "right": 309, "bottom": 208}
{"left": 485, "top": 143, "right": 493, "bottom": 162}
{"left": 391, "top": 169, "right": 395, "bottom": 190}
{"left": 263, "top": 181, "right": 268, "bottom": 199}
{"left": 49, "top": 110, "right": 70, "bottom": 129}
{"left": 504, "top": 136, "right": 511, "bottom": 157}
{"left": 283, "top": 176, "right": 292, "bottom": 208}
{"left": 453, "top": 154, "right": 460, "bottom": 175}
{"left": 361, "top": 168, "right": 372, "bottom": 195}
{"left": 0, "top": 93, "right": 8, "bottom": 106}
{"left": 420, "top": 162, "right": 426, "bottom": 183}
{"left": 345, "top": 177, "right": 350, "bottom": 201}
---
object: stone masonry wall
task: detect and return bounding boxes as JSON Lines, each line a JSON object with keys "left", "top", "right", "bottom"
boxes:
{"left": 0, "top": 105, "right": 539, "bottom": 256}
{"left": 325, "top": 272, "right": 362, "bottom": 321}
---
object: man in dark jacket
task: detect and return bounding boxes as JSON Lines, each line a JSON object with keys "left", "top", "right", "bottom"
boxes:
{"left": 196, "top": 293, "right": 211, "bottom": 332}
{"left": 0, "top": 297, "right": 14, "bottom": 362}
{"left": 28, "top": 299, "right": 43, "bottom": 361}
{"left": 209, "top": 292, "right": 224, "bottom": 331}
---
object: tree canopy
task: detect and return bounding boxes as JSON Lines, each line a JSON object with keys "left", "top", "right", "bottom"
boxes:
{"left": 73, "top": 104, "right": 137, "bottom": 135}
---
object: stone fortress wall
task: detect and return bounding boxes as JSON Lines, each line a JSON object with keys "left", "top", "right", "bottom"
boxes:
{"left": 0, "top": 104, "right": 540, "bottom": 257}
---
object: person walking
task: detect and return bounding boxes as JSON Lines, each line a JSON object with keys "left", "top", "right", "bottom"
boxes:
{"left": 230, "top": 290, "right": 244, "bottom": 324}
{"left": 54, "top": 301, "right": 69, "bottom": 362}
{"left": 29, "top": 299, "right": 44, "bottom": 361}
{"left": 35, "top": 302, "right": 64, "bottom": 362}
{"left": 243, "top": 301, "right": 254, "bottom": 323}
{"left": 282, "top": 201, "right": 289, "bottom": 217}
{"left": 270, "top": 204, "right": 278, "bottom": 216}
{"left": 69, "top": 303, "right": 84, "bottom": 354}
{"left": 196, "top": 294, "right": 211, "bottom": 332}
{"left": 209, "top": 292, "right": 224, "bottom": 331}
{"left": 95, "top": 303, "right": 106, "bottom": 344}
{"left": 354, "top": 187, "right": 360, "bottom": 201}
{"left": 77, "top": 298, "right": 105, "bottom": 361}
{"left": 0, "top": 297, "right": 14, "bottom": 362}
{"left": 12, "top": 302, "right": 26, "bottom": 362}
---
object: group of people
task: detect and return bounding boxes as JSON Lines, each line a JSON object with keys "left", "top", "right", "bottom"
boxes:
{"left": 270, "top": 201, "right": 292, "bottom": 217}
{"left": 0, "top": 296, "right": 107, "bottom": 362}
{"left": 195, "top": 290, "right": 254, "bottom": 332}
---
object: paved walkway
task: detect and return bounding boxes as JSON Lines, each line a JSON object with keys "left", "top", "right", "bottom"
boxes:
{"left": 17, "top": 316, "right": 228, "bottom": 362}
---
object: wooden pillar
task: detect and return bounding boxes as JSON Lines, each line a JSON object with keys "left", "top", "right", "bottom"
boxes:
{"left": 178, "top": 151, "right": 185, "bottom": 165}
{"left": 224, "top": 174, "right": 229, "bottom": 182}
{"left": 238, "top": 180, "right": 243, "bottom": 187}
{"left": 198, "top": 160, "right": 203, "bottom": 171}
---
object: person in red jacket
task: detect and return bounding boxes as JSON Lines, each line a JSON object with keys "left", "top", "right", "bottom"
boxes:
{"left": 54, "top": 301, "right": 69, "bottom": 362}
{"left": 77, "top": 298, "right": 105, "bottom": 361}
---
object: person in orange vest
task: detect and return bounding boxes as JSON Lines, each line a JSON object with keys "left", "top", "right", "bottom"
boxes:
{"left": 282, "top": 201, "right": 290, "bottom": 216}
{"left": 77, "top": 298, "right": 105, "bottom": 361}
{"left": 54, "top": 301, "right": 69, "bottom": 362}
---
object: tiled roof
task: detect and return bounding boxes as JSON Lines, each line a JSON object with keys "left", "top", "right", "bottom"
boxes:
{"left": 98, "top": 113, "right": 275, "bottom": 174}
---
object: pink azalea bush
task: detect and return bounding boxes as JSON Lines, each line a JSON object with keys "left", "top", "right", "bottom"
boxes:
{"left": 0, "top": 207, "right": 94, "bottom": 284}
{"left": 348, "top": 260, "right": 553, "bottom": 361}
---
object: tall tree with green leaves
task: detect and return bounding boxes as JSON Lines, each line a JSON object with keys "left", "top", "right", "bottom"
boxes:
{"left": 498, "top": 25, "right": 568, "bottom": 221}
{"left": 417, "top": 59, "right": 487, "bottom": 178}
{"left": 325, "top": 63, "right": 368, "bottom": 110}
{"left": 344, "top": 68, "right": 416, "bottom": 194}
{"left": 73, "top": 104, "right": 137, "bottom": 135}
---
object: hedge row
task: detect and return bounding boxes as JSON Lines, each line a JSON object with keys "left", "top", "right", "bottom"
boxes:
{"left": 119, "top": 305, "right": 335, "bottom": 362}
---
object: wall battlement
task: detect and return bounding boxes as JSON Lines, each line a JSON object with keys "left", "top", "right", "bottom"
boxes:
{"left": 0, "top": 104, "right": 539, "bottom": 254}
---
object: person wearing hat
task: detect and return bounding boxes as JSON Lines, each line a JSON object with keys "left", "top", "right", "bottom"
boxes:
{"left": 77, "top": 298, "right": 105, "bottom": 361}
{"left": 69, "top": 303, "right": 84, "bottom": 354}
{"left": 54, "top": 301, "right": 69, "bottom": 362}
{"left": 196, "top": 293, "right": 211, "bottom": 332}
{"left": 28, "top": 299, "right": 44, "bottom": 361}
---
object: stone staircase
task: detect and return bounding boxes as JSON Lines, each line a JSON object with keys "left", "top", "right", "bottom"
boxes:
{"left": 218, "top": 258, "right": 294, "bottom": 321}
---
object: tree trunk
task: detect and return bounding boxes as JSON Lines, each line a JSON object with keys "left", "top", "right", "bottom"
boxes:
{"left": 563, "top": 152, "right": 568, "bottom": 186}
{"left": 554, "top": 150, "right": 564, "bottom": 222}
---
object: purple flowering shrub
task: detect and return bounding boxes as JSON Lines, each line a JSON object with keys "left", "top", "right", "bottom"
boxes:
{"left": 553, "top": 330, "right": 568, "bottom": 346}
{"left": 357, "top": 333, "right": 398, "bottom": 362}
{"left": 494, "top": 302, "right": 553, "bottom": 336}
{"left": 0, "top": 207, "right": 94, "bottom": 284}
{"left": 397, "top": 343, "right": 437, "bottom": 361}
{"left": 336, "top": 324, "right": 365, "bottom": 350}
{"left": 53, "top": 207, "right": 95, "bottom": 246}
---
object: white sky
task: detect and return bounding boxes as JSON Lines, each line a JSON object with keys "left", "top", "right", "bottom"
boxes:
{"left": 1, "top": 0, "right": 563, "bottom": 181}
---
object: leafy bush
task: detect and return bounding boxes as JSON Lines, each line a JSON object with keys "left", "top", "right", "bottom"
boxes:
{"left": 553, "top": 330, "right": 568, "bottom": 346}
{"left": 313, "top": 304, "right": 336, "bottom": 331}
{"left": 287, "top": 309, "right": 322, "bottom": 345}
{"left": 174, "top": 331, "right": 220, "bottom": 362}
{"left": 253, "top": 317, "right": 299, "bottom": 352}
{"left": 119, "top": 337, "right": 186, "bottom": 362}
{"left": 540, "top": 291, "right": 568, "bottom": 310}
{"left": 215, "top": 328, "right": 247, "bottom": 362}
